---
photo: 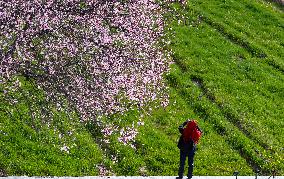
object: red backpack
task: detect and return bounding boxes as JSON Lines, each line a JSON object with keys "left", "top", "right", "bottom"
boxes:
{"left": 183, "top": 120, "right": 202, "bottom": 144}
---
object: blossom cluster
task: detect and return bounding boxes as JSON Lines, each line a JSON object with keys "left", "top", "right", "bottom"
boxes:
{"left": 118, "top": 126, "right": 138, "bottom": 149}
{"left": 0, "top": 0, "right": 170, "bottom": 121}
{"left": 97, "top": 164, "right": 112, "bottom": 176}
{"left": 100, "top": 120, "right": 144, "bottom": 148}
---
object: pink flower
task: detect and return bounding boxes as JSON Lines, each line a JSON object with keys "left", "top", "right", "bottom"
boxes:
{"left": 0, "top": 1, "right": 171, "bottom": 142}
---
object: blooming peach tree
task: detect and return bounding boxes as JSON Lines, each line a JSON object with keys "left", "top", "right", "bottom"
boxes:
{"left": 0, "top": 0, "right": 171, "bottom": 146}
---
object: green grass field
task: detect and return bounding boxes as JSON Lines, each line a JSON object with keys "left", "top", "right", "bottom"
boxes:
{"left": 0, "top": 0, "right": 283, "bottom": 176}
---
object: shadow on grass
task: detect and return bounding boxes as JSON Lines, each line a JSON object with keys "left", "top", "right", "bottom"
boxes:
{"left": 84, "top": 120, "right": 104, "bottom": 144}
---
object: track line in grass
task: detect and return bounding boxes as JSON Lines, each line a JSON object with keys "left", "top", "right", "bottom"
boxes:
{"left": 139, "top": 84, "right": 253, "bottom": 175}
{"left": 202, "top": 17, "right": 267, "bottom": 59}
{"left": 189, "top": 75, "right": 276, "bottom": 152}
{"left": 84, "top": 120, "right": 119, "bottom": 176}
{"left": 266, "top": 59, "right": 284, "bottom": 74}
{"left": 170, "top": 58, "right": 266, "bottom": 151}
{"left": 169, "top": 2, "right": 284, "bottom": 147}
{"left": 172, "top": 53, "right": 188, "bottom": 73}
{"left": 169, "top": 48, "right": 281, "bottom": 174}
{"left": 183, "top": 0, "right": 284, "bottom": 74}
{"left": 169, "top": 23, "right": 283, "bottom": 173}
{"left": 173, "top": 82, "right": 268, "bottom": 172}
{"left": 167, "top": 0, "right": 283, "bottom": 174}
{"left": 179, "top": 6, "right": 267, "bottom": 59}
{"left": 165, "top": 61, "right": 276, "bottom": 174}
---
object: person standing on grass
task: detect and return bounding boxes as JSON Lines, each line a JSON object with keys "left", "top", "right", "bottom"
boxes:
{"left": 177, "top": 119, "right": 202, "bottom": 179}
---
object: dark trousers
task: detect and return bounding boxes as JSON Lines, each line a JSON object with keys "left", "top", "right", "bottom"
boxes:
{"left": 178, "top": 143, "right": 196, "bottom": 179}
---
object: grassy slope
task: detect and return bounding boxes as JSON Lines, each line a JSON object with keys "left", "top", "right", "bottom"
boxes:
{"left": 162, "top": 0, "right": 284, "bottom": 175}
{"left": 0, "top": 0, "right": 283, "bottom": 176}
{"left": 0, "top": 78, "right": 105, "bottom": 176}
